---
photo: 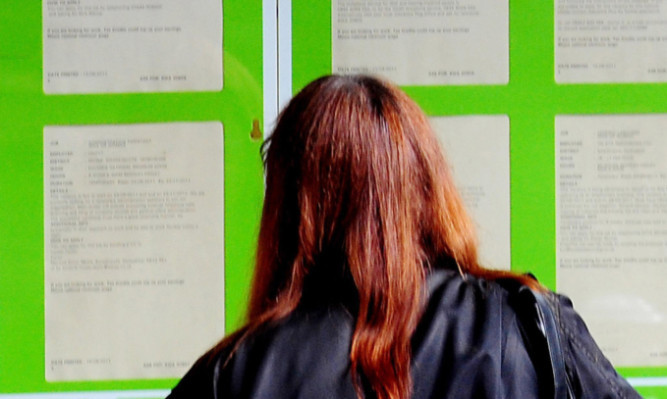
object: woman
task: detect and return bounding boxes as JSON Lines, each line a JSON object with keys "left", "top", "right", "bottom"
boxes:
{"left": 168, "top": 75, "right": 640, "bottom": 399}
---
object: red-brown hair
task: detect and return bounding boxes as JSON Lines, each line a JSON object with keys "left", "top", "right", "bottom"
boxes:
{"left": 233, "top": 75, "right": 536, "bottom": 399}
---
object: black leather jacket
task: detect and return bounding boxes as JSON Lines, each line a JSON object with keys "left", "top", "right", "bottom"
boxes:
{"left": 168, "top": 269, "right": 641, "bottom": 398}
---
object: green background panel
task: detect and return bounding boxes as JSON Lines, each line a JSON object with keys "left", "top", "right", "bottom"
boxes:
{"left": 292, "top": 0, "right": 667, "bottom": 386}
{"left": 0, "top": 0, "right": 263, "bottom": 394}
{"left": 637, "top": 386, "right": 667, "bottom": 399}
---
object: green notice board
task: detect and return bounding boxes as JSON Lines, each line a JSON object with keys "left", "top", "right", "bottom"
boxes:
{"left": 293, "top": 0, "right": 667, "bottom": 395}
{"left": 0, "top": 0, "right": 263, "bottom": 395}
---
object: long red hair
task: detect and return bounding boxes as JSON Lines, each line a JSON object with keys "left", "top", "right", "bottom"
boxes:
{"left": 234, "top": 75, "right": 536, "bottom": 399}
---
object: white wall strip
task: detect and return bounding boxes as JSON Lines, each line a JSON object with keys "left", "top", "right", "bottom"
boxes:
{"left": 627, "top": 377, "right": 667, "bottom": 387}
{"left": 0, "top": 390, "right": 170, "bottom": 399}
{"left": 263, "top": 0, "right": 279, "bottom": 138}
{"left": 2, "top": 378, "right": 665, "bottom": 397}
{"left": 277, "top": 0, "right": 293, "bottom": 114}
{"left": 1, "top": 378, "right": 665, "bottom": 398}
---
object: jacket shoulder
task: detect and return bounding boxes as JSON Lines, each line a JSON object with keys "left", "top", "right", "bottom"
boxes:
{"left": 548, "top": 293, "right": 642, "bottom": 399}
{"left": 413, "top": 269, "right": 543, "bottom": 398}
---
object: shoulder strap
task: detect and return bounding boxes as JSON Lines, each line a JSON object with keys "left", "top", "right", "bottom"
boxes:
{"left": 530, "top": 288, "right": 572, "bottom": 399}
{"left": 499, "top": 278, "right": 572, "bottom": 399}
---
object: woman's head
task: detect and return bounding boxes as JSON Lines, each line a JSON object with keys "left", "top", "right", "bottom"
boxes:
{"left": 249, "top": 75, "right": 480, "bottom": 399}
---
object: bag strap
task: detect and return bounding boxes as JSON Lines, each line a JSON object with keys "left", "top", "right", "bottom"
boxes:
{"left": 530, "top": 288, "right": 572, "bottom": 399}
{"left": 500, "top": 278, "right": 573, "bottom": 399}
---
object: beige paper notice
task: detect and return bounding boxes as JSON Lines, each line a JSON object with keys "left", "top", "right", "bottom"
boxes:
{"left": 332, "top": 0, "right": 509, "bottom": 85}
{"left": 44, "top": 122, "right": 224, "bottom": 380}
{"left": 431, "top": 115, "right": 510, "bottom": 270}
{"left": 556, "top": 115, "right": 667, "bottom": 366}
{"left": 43, "top": 0, "right": 222, "bottom": 93}
{"left": 555, "top": 0, "right": 667, "bottom": 83}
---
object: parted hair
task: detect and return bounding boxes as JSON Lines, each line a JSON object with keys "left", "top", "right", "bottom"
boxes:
{"left": 230, "top": 75, "right": 537, "bottom": 399}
